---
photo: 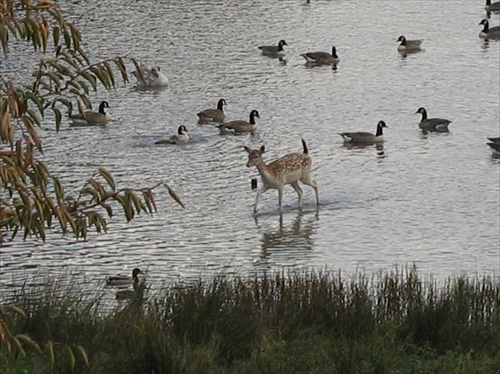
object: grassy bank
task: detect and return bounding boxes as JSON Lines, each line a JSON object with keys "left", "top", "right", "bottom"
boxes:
{"left": 1, "top": 268, "right": 499, "bottom": 374}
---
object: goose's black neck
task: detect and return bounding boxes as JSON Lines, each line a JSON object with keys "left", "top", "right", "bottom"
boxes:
{"left": 482, "top": 20, "right": 489, "bottom": 33}
{"left": 98, "top": 102, "right": 107, "bottom": 114}
{"left": 250, "top": 112, "right": 257, "bottom": 125}
{"left": 376, "top": 123, "right": 385, "bottom": 136}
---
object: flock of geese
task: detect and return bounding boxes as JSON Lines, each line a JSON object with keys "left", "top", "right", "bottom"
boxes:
{"left": 91, "top": 0, "right": 499, "bottom": 299}
{"left": 68, "top": 17, "right": 499, "bottom": 147}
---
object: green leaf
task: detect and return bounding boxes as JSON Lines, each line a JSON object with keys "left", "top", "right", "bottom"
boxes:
{"left": 17, "top": 334, "right": 42, "bottom": 354}
{"left": 102, "top": 204, "right": 113, "bottom": 217}
{"left": 63, "top": 30, "right": 71, "bottom": 48}
{"left": 65, "top": 344, "right": 76, "bottom": 371}
{"left": 80, "top": 71, "right": 97, "bottom": 91}
{"left": 6, "top": 304, "right": 28, "bottom": 318}
{"left": 11, "top": 336, "right": 26, "bottom": 357}
{"left": 114, "top": 57, "right": 128, "bottom": 83}
{"left": 164, "top": 183, "right": 185, "bottom": 208}
{"left": 26, "top": 110, "right": 42, "bottom": 127}
{"left": 76, "top": 344, "right": 90, "bottom": 367}
{"left": 46, "top": 72, "right": 62, "bottom": 88}
{"left": 53, "top": 178, "right": 64, "bottom": 202}
{"left": 24, "top": 92, "right": 45, "bottom": 115}
{"left": 53, "top": 108, "right": 62, "bottom": 132}
{"left": 47, "top": 341, "right": 55, "bottom": 372}
{"left": 53, "top": 26, "right": 60, "bottom": 46}
{"left": 98, "top": 168, "right": 115, "bottom": 192}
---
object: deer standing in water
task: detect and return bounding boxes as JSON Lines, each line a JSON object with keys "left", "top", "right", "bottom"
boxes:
{"left": 244, "top": 139, "right": 319, "bottom": 213}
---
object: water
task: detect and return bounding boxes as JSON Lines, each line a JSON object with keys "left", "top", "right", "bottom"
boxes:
{"left": 1, "top": 0, "right": 499, "bottom": 298}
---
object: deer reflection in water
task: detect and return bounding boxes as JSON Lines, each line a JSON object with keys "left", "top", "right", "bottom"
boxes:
{"left": 255, "top": 212, "right": 319, "bottom": 268}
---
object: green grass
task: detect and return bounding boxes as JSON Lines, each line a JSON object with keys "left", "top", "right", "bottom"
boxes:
{"left": 1, "top": 268, "right": 499, "bottom": 374}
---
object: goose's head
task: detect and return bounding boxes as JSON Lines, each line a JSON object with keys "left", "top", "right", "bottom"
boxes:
{"left": 150, "top": 66, "right": 160, "bottom": 78}
{"left": 278, "top": 40, "right": 288, "bottom": 48}
{"left": 479, "top": 19, "right": 489, "bottom": 26}
{"left": 250, "top": 110, "right": 260, "bottom": 120}
{"left": 397, "top": 35, "right": 407, "bottom": 43}
{"left": 378, "top": 121, "right": 388, "bottom": 129}
{"left": 416, "top": 107, "right": 428, "bottom": 120}
{"left": 217, "top": 99, "right": 227, "bottom": 110}
{"left": 132, "top": 268, "right": 142, "bottom": 277}
{"left": 98, "top": 100, "right": 110, "bottom": 114}
{"left": 178, "top": 125, "right": 188, "bottom": 135}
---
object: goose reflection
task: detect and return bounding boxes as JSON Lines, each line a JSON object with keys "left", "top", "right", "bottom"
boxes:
{"left": 255, "top": 212, "right": 319, "bottom": 268}
{"left": 342, "top": 142, "right": 386, "bottom": 158}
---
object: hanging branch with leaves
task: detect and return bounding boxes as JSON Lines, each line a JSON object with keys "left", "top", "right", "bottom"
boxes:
{"left": 0, "top": 0, "right": 183, "bottom": 244}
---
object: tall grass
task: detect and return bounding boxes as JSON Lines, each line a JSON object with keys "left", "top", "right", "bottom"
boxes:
{"left": 1, "top": 268, "right": 499, "bottom": 373}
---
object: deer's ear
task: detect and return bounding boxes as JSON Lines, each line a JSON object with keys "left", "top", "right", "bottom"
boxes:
{"left": 260, "top": 145, "right": 265, "bottom": 153}
{"left": 243, "top": 146, "right": 251, "bottom": 153}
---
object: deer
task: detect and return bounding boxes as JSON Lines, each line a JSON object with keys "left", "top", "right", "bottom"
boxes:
{"left": 244, "top": 139, "right": 319, "bottom": 213}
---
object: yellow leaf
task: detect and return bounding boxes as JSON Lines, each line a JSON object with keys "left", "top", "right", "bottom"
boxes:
{"left": 164, "top": 183, "right": 184, "bottom": 208}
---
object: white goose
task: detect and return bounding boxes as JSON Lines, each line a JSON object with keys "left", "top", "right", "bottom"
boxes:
{"left": 133, "top": 64, "right": 169, "bottom": 89}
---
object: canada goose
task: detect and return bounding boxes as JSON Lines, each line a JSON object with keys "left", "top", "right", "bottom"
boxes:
{"left": 478, "top": 19, "right": 500, "bottom": 39}
{"left": 258, "top": 39, "right": 288, "bottom": 57}
{"left": 338, "top": 121, "right": 388, "bottom": 144}
{"left": 219, "top": 110, "right": 260, "bottom": 134}
{"left": 115, "top": 289, "right": 136, "bottom": 300}
{"left": 487, "top": 142, "right": 500, "bottom": 154}
{"left": 133, "top": 65, "right": 169, "bottom": 88}
{"left": 197, "top": 99, "right": 226, "bottom": 124}
{"left": 416, "top": 107, "right": 451, "bottom": 132}
{"left": 115, "top": 281, "right": 146, "bottom": 301}
{"left": 106, "top": 268, "right": 142, "bottom": 286}
{"left": 397, "top": 36, "right": 424, "bottom": 52}
{"left": 300, "top": 46, "right": 340, "bottom": 65}
{"left": 69, "top": 100, "right": 111, "bottom": 125}
{"left": 155, "top": 125, "right": 190, "bottom": 145}
{"left": 485, "top": 0, "right": 500, "bottom": 12}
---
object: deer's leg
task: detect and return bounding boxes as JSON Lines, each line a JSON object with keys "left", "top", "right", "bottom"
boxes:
{"left": 254, "top": 186, "right": 268, "bottom": 213}
{"left": 277, "top": 187, "right": 284, "bottom": 211}
{"left": 301, "top": 175, "right": 319, "bottom": 205}
{"left": 291, "top": 182, "right": 304, "bottom": 209}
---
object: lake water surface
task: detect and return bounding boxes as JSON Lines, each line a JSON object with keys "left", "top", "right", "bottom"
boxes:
{"left": 1, "top": 0, "right": 499, "bottom": 298}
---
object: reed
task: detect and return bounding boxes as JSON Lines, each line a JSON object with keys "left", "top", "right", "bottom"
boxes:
{"left": 1, "top": 268, "right": 498, "bottom": 373}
